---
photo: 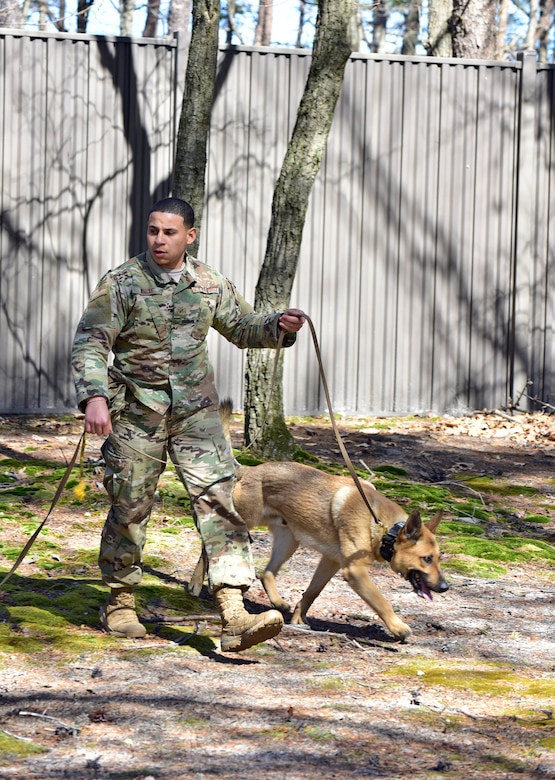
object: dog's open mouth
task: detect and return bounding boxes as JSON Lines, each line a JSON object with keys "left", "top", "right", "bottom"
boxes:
{"left": 408, "top": 570, "right": 433, "bottom": 601}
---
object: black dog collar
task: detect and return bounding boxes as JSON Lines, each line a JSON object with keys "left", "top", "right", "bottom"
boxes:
{"left": 379, "top": 521, "right": 406, "bottom": 562}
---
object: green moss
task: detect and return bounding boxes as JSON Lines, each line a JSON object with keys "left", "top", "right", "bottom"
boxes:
{"left": 522, "top": 514, "right": 551, "bottom": 524}
{"left": 461, "top": 476, "right": 541, "bottom": 497}
{"left": 440, "top": 520, "right": 485, "bottom": 536}
{"left": 236, "top": 453, "right": 264, "bottom": 467}
{"left": 444, "top": 536, "right": 555, "bottom": 565}
{"left": 0, "top": 731, "right": 47, "bottom": 757}
{"left": 301, "top": 724, "right": 336, "bottom": 741}
{"left": 391, "top": 659, "right": 555, "bottom": 698}
{"left": 450, "top": 502, "right": 492, "bottom": 522}
{"left": 443, "top": 559, "right": 508, "bottom": 578}
{"left": 373, "top": 464, "right": 409, "bottom": 477}
{"left": 293, "top": 449, "right": 319, "bottom": 463}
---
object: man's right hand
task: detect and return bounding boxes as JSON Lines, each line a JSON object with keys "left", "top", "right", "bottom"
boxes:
{"left": 84, "top": 397, "right": 113, "bottom": 436}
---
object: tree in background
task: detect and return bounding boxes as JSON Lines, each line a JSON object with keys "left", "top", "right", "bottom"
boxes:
{"left": 172, "top": 0, "right": 220, "bottom": 252}
{"left": 169, "top": 0, "right": 193, "bottom": 31}
{"left": 450, "top": 0, "right": 497, "bottom": 58}
{"left": 4, "top": 0, "right": 555, "bottom": 61}
{"left": 254, "top": 0, "right": 273, "bottom": 44}
{"left": 427, "top": 0, "right": 452, "bottom": 56}
{"left": 244, "top": 0, "right": 356, "bottom": 458}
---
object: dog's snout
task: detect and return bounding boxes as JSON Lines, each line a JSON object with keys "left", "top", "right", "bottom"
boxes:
{"left": 437, "top": 579, "right": 449, "bottom": 593}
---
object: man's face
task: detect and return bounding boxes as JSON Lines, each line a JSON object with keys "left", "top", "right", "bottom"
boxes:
{"left": 146, "top": 211, "right": 197, "bottom": 270}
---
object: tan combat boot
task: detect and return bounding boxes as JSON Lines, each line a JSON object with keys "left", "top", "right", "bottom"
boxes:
{"left": 214, "top": 586, "right": 284, "bottom": 652}
{"left": 99, "top": 587, "right": 147, "bottom": 639}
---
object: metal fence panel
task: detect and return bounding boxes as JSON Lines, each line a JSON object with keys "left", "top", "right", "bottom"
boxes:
{"left": 0, "top": 31, "right": 177, "bottom": 413}
{"left": 1, "top": 34, "right": 554, "bottom": 417}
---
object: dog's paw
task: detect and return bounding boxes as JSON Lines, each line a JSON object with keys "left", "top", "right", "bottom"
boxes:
{"left": 388, "top": 619, "right": 412, "bottom": 641}
{"left": 290, "top": 604, "right": 309, "bottom": 626}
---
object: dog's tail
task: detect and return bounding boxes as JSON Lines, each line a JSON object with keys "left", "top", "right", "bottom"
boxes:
{"left": 219, "top": 398, "right": 244, "bottom": 477}
{"left": 219, "top": 397, "right": 234, "bottom": 441}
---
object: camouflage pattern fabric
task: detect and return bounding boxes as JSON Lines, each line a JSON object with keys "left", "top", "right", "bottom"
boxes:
{"left": 99, "top": 397, "right": 254, "bottom": 591}
{"left": 72, "top": 251, "right": 294, "bottom": 415}
{"left": 72, "top": 251, "right": 294, "bottom": 592}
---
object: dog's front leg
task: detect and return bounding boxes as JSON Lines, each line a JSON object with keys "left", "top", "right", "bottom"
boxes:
{"left": 259, "top": 524, "right": 299, "bottom": 613}
{"left": 341, "top": 561, "right": 412, "bottom": 640}
{"left": 291, "top": 556, "right": 340, "bottom": 624}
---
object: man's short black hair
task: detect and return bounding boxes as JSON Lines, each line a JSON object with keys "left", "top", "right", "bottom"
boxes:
{"left": 149, "top": 197, "right": 195, "bottom": 228}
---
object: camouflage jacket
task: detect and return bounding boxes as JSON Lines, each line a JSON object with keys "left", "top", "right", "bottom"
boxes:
{"left": 72, "top": 252, "right": 295, "bottom": 416}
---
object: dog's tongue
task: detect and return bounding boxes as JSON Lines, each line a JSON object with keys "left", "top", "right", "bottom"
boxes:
{"left": 420, "top": 579, "right": 433, "bottom": 601}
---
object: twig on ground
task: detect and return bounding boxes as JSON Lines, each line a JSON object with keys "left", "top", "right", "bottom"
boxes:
{"left": 18, "top": 710, "right": 80, "bottom": 734}
{"left": 147, "top": 613, "right": 219, "bottom": 623}
{"left": 0, "top": 728, "right": 34, "bottom": 743}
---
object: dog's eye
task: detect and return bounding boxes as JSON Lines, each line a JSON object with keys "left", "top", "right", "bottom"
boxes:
{"left": 421, "top": 555, "right": 434, "bottom": 565}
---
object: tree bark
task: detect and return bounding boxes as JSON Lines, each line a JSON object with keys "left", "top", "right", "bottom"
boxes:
{"left": 426, "top": 0, "right": 452, "bottom": 56}
{"left": 244, "top": 0, "right": 354, "bottom": 458}
{"left": 172, "top": 0, "right": 220, "bottom": 252}
{"left": 296, "top": 0, "right": 306, "bottom": 47}
{"left": 254, "top": 0, "right": 273, "bottom": 45}
{"left": 402, "top": 0, "right": 421, "bottom": 55}
{"left": 451, "top": 0, "right": 497, "bottom": 59}
{"left": 169, "top": 0, "right": 192, "bottom": 32}
{"left": 76, "top": 0, "right": 95, "bottom": 32}
{"left": 0, "top": 0, "right": 24, "bottom": 25}
{"left": 495, "top": 0, "right": 509, "bottom": 58}
{"left": 537, "top": 0, "right": 555, "bottom": 62}
{"left": 119, "top": 0, "right": 135, "bottom": 36}
{"left": 144, "top": 0, "right": 161, "bottom": 36}
{"left": 370, "top": 0, "right": 388, "bottom": 53}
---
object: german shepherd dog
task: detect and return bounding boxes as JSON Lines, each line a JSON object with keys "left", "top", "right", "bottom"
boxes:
{"left": 191, "top": 401, "right": 449, "bottom": 641}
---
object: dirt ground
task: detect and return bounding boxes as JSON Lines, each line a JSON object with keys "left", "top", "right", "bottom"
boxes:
{"left": 0, "top": 410, "right": 554, "bottom": 780}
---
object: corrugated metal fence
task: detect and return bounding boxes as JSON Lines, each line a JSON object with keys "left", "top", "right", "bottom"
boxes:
{"left": 1, "top": 30, "right": 554, "bottom": 416}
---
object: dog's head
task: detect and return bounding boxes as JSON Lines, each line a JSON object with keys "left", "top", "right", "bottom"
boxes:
{"left": 388, "top": 510, "right": 449, "bottom": 600}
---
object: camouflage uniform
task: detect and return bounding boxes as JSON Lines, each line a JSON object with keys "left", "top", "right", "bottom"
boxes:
{"left": 72, "top": 251, "right": 294, "bottom": 592}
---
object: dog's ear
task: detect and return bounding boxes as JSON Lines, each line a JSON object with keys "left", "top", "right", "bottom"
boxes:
{"left": 402, "top": 510, "right": 423, "bottom": 541}
{"left": 425, "top": 510, "right": 443, "bottom": 534}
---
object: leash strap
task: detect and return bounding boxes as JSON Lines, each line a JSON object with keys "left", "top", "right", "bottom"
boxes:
{"left": 250, "top": 312, "right": 382, "bottom": 527}
{"left": 0, "top": 431, "right": 87, "bottom": 589}
{"left": 302, "top": 314, "right": 383, "bottom": 527}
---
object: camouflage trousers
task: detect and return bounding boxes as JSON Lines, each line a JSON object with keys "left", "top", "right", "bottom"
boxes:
{"left": 99, "top": 396, "right": 255, "bottom": 592}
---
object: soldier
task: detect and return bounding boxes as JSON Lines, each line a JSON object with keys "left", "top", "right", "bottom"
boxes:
{"left": 72, "top": 197, "right": 305, "bottom": 652}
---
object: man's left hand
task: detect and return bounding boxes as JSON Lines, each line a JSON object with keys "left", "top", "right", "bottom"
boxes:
{"left": 279, "top": 308, "right": 306, "bottom": 333}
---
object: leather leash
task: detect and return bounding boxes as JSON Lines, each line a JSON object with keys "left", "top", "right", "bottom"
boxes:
{"left": 254, "top": 312, "right": 383, "bottom": 527}
{"left": 0, "top": 431, "right": 86, "bottom": 588}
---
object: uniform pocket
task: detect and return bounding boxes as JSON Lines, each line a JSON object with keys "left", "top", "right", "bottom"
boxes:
{"left": 101, "top": 436, "right": 133, "bottom": 504}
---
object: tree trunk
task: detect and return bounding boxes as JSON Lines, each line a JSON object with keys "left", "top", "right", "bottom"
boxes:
{"left": 54, "top": 0, "right": 66, "bottom": 32}
{"left": 144, "top": 0, "right": 161, "bottom": 36}
{"left": 402, "top": 0, "right": 421, "bottom": 55}
{"left": 254, "top": 0, "right": 273, "bottom": 45}
{"left": 296, "top": 0, "right": 306, "bottom": 47}
{"left": 120, "top": 0, "right": 135, "bottom": 36}
{"left": 76, "top": 0, "right": 94, "bottom": 33}
{"left": 370, "top": 0, "right": 388, "bottom": 54}
{"left": 169, "top": 0, "right": 192, "bottom": 32}
{"left": 172, "top": 0, "right": 220, "bottom": 252}
{"left": 427, "top": 0, "right": 452, "bottom": 56}
{"left": 495, "top": 0, "right": 509, "bottom": 58}
{"left": 525, "top": 0, "right": 539, "bottom": 48}
{"left": 537, "top": 0, "right": 555, "bottom": 62}
{"left": 0, "top": 0, "right": 24, "bottom": 25}
{"left": 244, "top": 0, "right": 354, "bottom": 458}
{"left": 451, "top": 0, "right": 497, "bottom": 58}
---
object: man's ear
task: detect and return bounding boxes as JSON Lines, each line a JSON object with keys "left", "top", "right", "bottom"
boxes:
{"left": 186, "top": 227, "right": 197, "bottom": 245}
